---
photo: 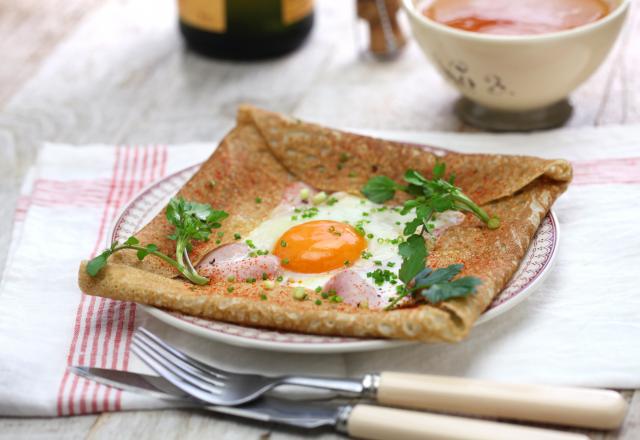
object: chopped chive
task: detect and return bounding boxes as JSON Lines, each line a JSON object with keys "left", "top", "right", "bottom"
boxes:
{"left": 234, "top": 233, "right": 241, "bottom": 240}
{"left": 260, "top": 294, "right": 267, "bottom": 300}
{"left": 227, "top": 286, "right": 234, "bottom": 293}
{"left": 262, "top": 272, "right": 268, "bottom": 280}
{"left": 276, "top": 275, "right": 284, "bottom": 282}
{"left": 315, "top": 286, "right": 322, "bottom": 293}
{"left": 227, "top": 275, "right": 236, "bottom": 282}
{"left": 255, "top": 197, "right": 262, "bottom": 204}
{"left": 315, "top": 299, "right": 322, "bottom": 306}
{"left": 282, "top": 258, "right": 289, "bottom": 265}
{"left": 280, "top": 240, "right": 287, "bottom": 247}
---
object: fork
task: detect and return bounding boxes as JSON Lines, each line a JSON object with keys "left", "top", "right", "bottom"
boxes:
{"left": 131, "top": 327, "right": 627, "bottom": 429}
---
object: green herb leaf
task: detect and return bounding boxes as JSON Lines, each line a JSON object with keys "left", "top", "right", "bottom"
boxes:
{"left": 361, "top": 176, "right": 400, "bottom": 203}
{"left": 432, "top": 162, "right": 446, "bottom": 179}
{"left": 86, "top": 251, "right": 110, "bottom": 276}
{"left": 398, "top": 234, "right": 427, "bottom": 284}
{"left": 419, "top": 273, "right": 481, "bottom": 304}
{"left": 124, "top": 236, "right": 140, "bottom": 246}
{"left": 136, "top": 248, "right": 148, "bottom": 260}
{"left": 404, "top": 169, "right": 428, "bottom": 186}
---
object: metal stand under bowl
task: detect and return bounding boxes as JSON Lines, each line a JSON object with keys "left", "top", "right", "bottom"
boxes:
{"left": 455, "top": 98, "right": 573, "bottom": 132}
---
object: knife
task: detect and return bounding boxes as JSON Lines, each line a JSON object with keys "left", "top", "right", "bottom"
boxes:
{"left": 71, "top": 366, "right": 589, "bottom": 440}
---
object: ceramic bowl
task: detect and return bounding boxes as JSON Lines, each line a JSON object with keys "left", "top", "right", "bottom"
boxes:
{"left": 403, "top": 0, "right": 630, "bottom": 113}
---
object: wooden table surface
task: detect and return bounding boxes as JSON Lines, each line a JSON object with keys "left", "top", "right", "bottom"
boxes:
{"left": 0, "top": 0, "right": 638, "bottom": 438}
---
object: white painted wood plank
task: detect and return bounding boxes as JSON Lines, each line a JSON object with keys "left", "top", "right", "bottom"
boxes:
{"left": 0, "top": 415, "right": 97, "bottom": 440}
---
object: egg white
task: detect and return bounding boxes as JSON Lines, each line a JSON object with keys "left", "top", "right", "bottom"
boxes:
{"left": 246, "top": 192, "right": 462, "bottom": 305}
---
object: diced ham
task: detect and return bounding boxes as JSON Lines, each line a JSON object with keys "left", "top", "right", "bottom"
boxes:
{"left": 197, "top": 243, "right": 282, "bottom": 281}
{"left": 269, "top": 182, "right": 317, "bottom": 217}
{"left": 281, "top": 182, "right": 315, "bottom": 205}
{"left": 323, "top": 270, "right": 384, "bottom": 309}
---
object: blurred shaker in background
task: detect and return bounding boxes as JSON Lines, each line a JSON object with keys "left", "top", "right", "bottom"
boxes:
{"left": 357, "top": 0, "right": 406, "bottom": 58}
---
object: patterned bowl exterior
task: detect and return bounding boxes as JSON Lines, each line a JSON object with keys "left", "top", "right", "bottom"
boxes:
{"left": 111, "top": 164, "right": 557, "bottom": 351}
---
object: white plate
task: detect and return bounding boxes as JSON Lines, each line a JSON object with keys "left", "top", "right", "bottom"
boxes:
{"left": 111, "top": 165, "right": 559, "bottom": 353}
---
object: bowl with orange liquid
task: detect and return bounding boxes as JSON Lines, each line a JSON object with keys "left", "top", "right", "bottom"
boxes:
{"left": 403, "top": 0, "right": 630, "bottom": 130}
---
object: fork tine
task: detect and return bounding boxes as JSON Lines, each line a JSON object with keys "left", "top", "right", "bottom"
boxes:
{"left": 130, "top": 342, "right": 226, "bottom": 405}
{"left": 133, "top": 332, "right": 225, "bottom": 387}
{"left": 132, "top": 335, "right": 228, "bottom": 399}
{"left": 137, "top": 327, "right": 229, "bottom": 378}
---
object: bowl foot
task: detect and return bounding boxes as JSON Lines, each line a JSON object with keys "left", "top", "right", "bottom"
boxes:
{"left": 455, "top": 98, "right": 573, "bottom": 132}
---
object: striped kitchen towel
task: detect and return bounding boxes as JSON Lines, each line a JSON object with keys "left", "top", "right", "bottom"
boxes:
{"left": 2, "top": 124, "right": 640, "bottom": 416}
{"left": 0, "top": 143, "right": 345, "bottom": 416}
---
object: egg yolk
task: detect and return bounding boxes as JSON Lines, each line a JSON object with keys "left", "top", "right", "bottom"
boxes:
{"left": 273, "top": 220, "right": 367, "bottom": 273}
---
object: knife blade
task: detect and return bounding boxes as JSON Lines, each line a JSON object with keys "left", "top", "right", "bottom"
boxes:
{"left": 70, "top": 366, "right": 344, "bottom": 430}
{"left": 70, "top": 366, "right": 589, "bottom": 440}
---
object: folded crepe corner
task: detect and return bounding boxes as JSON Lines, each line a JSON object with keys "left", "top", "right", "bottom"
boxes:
{"left": 78, "top": 106, "right": 572, "bottom": 343}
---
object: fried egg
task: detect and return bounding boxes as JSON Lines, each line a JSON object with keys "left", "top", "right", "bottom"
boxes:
{"left": 198, "top": 185, "right": 464, "bottom": 310}
{"left": 245, "top": 189, "right": 463, "bottom": 308}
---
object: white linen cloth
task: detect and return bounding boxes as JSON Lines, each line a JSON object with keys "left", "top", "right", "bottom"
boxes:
{"left": 1, "top": 125, "right": 639, "bottom": 416}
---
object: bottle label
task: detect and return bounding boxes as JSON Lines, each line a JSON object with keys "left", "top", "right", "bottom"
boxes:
{"left": 282, "top": 0, "right": 314, "bottom": 25}
{"left": 178, "top": 0, "right": 226, "bottom": 33}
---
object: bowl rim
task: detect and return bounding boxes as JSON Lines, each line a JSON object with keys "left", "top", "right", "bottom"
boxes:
{"left": 402, "top": 0, "right": 631, "bottom": 43}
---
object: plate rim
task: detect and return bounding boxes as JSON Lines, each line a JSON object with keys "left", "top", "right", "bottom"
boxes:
{"left": 110, "top": 162, "right": 559, "bottom": 353}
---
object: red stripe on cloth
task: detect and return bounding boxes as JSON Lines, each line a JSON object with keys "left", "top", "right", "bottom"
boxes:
{"left": 69, "top": 146, "right": 136, "bottom": 415}
{"left": 56, "top": 146, "right": 124, "bottom": 416}
{"left": 85, "top": 148, "right": 150, "bottom": 412}
{"left": 572, "top": 157, "right": 640, "bottom": 185}
{"left": 67, "top": 146, "right": 132, "bottom": 416}
{"left": 111, "top": 146, "right": 157, "bottom": 410}
{"left": 115, "top": 145, "right": 168, "bottom": 410}
{"left": 86, "top": 152, "right": 142, "bottom": 410}
{"left": 76, "top": 295, "right": 97, "bottom": 415}
{"left": 31, "top": 179, "right": 111, "bottom": 208}
{"left": 102, "top": 146, "right": 141, "bottom": 411}
{"left": 119, "top": 146, "right": 152, "bottom": 366}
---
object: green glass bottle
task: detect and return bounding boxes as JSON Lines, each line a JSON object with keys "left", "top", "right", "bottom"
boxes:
{"left": 178, "top": 0, "right": 315, "bottom": 60}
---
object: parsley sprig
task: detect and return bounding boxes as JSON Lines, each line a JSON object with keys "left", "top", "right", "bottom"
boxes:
{"left": 87, "top": 197, "right": 228, "bottom": 285}
{"left": 387, "top": 264, "right": 482, "bottom": 309}
{"left": 362, "top": 163, "right": 499, "bottom": 309}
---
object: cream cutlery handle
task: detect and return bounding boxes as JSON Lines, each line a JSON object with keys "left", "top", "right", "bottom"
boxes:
{"left": 376, "top": 372, "right": 627, "bottom": 429}
{"left": 347, "top": 404, "right": 589, "bottom": 440}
